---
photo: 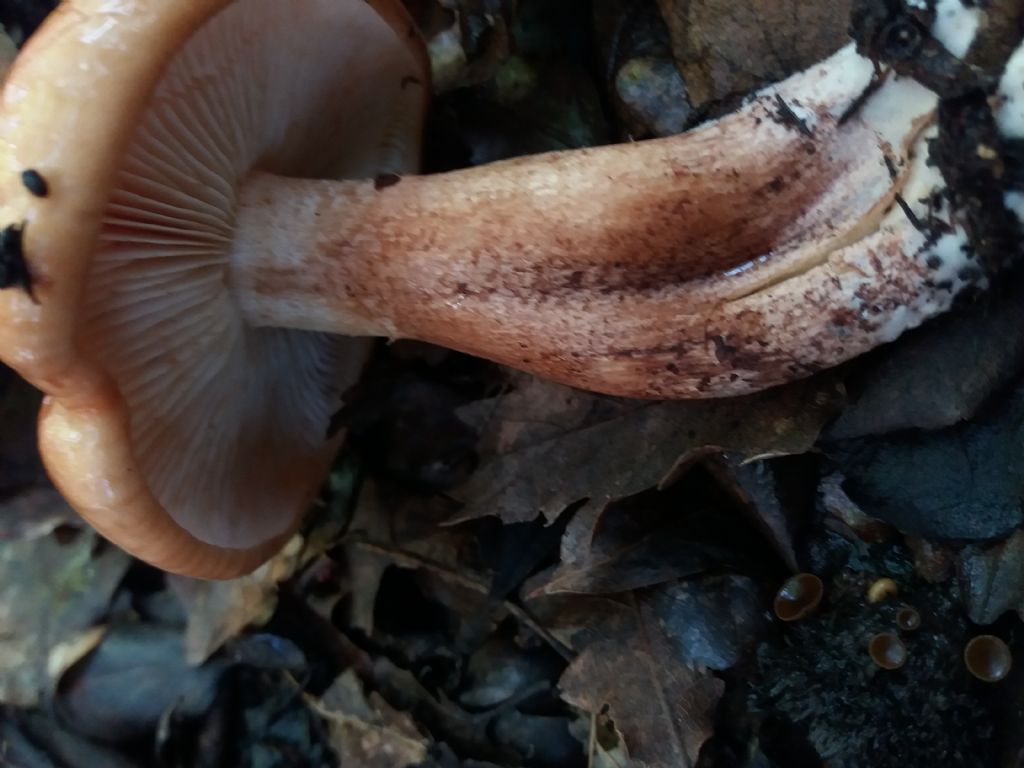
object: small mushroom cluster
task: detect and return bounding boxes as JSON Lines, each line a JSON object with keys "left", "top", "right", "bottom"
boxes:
{"left": 0, "top": 0, "right": 1019, "bottom": 576}
{"left": 772, "top": 573, "right": 1014, "bottom": 681}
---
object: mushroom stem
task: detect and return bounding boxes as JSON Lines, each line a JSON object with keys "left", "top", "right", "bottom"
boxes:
{"left": 231, "top": 44, "right": 952, "bottom": 398}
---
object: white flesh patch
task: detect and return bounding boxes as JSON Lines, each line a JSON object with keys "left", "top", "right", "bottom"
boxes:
{"left": 932, "top": 0, "right": 982, "bottom": 59}
{"left": 997, "top": 41, "right": 1024, "bottom": 224}
{"left": 862, "top": 0, "right": 985, "bottom": 341}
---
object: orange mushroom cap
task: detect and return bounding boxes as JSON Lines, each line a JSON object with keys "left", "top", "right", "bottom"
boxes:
{"left": 0, "top": 0, "right": 429, "bottom": 578}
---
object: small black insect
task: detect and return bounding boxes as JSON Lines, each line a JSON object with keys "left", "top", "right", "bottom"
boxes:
{"left": 0, "top": 222, "right": 35, "bottom": 299}
{"left": 773, "top": 95, "right": 814, "bottom": 139}
{"left": 20, "top": 169, "right": 48, "bottom": 198}
{"left": 893, "top": 193, "right": 925, "bottom": 233}
{"left": 883, "top": 153, "right": 899, "bottom": 180}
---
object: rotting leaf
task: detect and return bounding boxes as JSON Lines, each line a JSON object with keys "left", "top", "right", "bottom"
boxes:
{"left": 647, "top": 575, "right": 766, "bottom": 671}
{"left": 170, "top": 463, "right": 358, "bottom": 664}
{"left": 169, "top": 536, "right": 305, "bottom": 665}
{"left": 458, "top": 630, "right": 564, "bottom": 710}
{"left": 535, "top": 487, "right": 748, "bottom": 597}
{"left": 406, "top": 0, "right": 517, "bottom": 93}
{"left": 342, "top": 371, "right": 479, "bottom": 494}
{"left": 314, "top": 670, "right": 430, "bottom": 768}
{"left": 959, "top": 528, "right": 1024, "bottom": 625}
{"left": 827, "top": 385, "right": 1024, "bottom": 540}
{"left": 655, "top": 0, "right": 852, "bottom": 109}
{"left": 55, "top": 623, "right": 224, "bottom": 744}
{"left": 422, "top": 0, "right": 609, "bottom": 174}
{"left": 174, "top": 665, "right": 334, "bottom": 768}
{"left": 827, "top": 278, "right": 1024, "bottom": 439}
{"left": 819, "top": 472, "right": 895, "bottom": 544}
{"left": 367, "top": 653, "right": 545, "bottom": 765}
{"left": 453, "top": 374, "right": 842, "bottom": 526}
{"left": 703, "top": 453, "right": 810, "bottom": 572}
{"left": 0, "top": 707, "right": 143, "bottom": 768}
{"left": 614, "top": 56, "right": 691, "bottom": 138}
{"left": 906, "top": 535, "right": 955, "bottom": 585}
{"left": 340, "top": 476, "right": 475, "bottom": 634}
{"left": 558, "top": 592, "right": 724, "bottom": 768}
{"left": 0, "top": 529, "right": 129, "bottom": 707}
{"left": 569, "top": 710, "right": 632, "bottom": 768}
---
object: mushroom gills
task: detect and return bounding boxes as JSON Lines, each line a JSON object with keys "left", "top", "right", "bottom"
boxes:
{"left": 80, "top": 0, "right": 425, "bottom": 549}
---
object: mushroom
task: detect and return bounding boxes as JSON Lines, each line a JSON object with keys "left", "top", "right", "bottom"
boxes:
{"left": 773, "top": 573, "right": 825, "bottom": 622}
{"left": 868, "top": 632, "right": 908, "bottom": 671}
{"left": 0, "top": 0, "right": 997, "bottom": 576}
{"left": 895, "top": 606, "right": 922, "bottom": 632}
{"left": 0, "top": 0, "right": 429, "bottom": 577}
{"left": 964, "top": 635, "right": 1013, "bottom": 683}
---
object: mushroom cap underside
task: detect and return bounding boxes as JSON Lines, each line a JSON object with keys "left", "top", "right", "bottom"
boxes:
{"left": 0, "top": 0, "right": 429, "bottom": 577}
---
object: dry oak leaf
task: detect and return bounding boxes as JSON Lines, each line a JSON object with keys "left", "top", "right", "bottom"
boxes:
{"left": 453, "top": 374, "right": 841, "bottom": 525}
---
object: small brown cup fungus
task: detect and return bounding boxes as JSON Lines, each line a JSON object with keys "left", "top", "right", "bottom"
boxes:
{"left": 773, "top": 573, "right": 824, "bottom": 622}
{"left": 868, "top": 633, "right": 908, "bottom": 671}
{"left": 964, "top": 635, "right": 1013, "bottom": 683}
{"left": 0, "top": 0, "right": 998, "bottom": 577}
{"left": 895, "top": 607, "right": 922, "bottom": 632}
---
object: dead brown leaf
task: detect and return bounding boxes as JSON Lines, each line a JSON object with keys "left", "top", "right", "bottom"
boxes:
{"left": 169, "top": 536, "right": 305, "bottom": 665}
{"left": 558, "top": 592, "right": 723, "bottom": 768}
{"left": 340, "top": 476, "right": 479, "bottom": 634}
{"left": 0, "top": 530, "right": 129, "bottom": 706}
{"left": 453, "top": 374, "right": 841, "bottom": 525}
{"left": 655, "top": 0, "right": 852, "bottom": 108}
{"left": 315, "top": 670, "right": 430, "bottom": 768}
{"left": 703, "top": 453, "right": 805, "bottom": 571}
{"left": 169, "top": 467, "right": 360, "bottom": 665}
{"left": 959, "top": 528, "right": 1024, "bottom": 625}
{"left": 0, "top": 707, "right": 144, "bottom": 768}
{"left": 826, "top": 275, "right": 1024, "bottom": 440}
{"left": 534, "top": 489, "right": 740, "bottom": 597}
{"left": 406, "top": 0, "right": 517, "bottom": 93}
{"left": 54, "top": 623, "right": 224, "bottom": 744}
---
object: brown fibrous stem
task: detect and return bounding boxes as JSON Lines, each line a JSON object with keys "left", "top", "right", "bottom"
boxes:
{"left": 230, "top": 46, "right": 941, "bottom": 398}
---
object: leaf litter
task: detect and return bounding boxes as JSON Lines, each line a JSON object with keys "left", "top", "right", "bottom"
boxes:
{"left": 1, "top": 1, "right": 1024, "bottom": 767}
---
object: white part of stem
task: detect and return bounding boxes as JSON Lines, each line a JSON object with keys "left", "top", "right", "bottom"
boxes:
{"left": 932, "top": 0, "right": 982, "bottom": 59}
{"left": 997, "top": 41, "right": 1024, "bottom": 224}
{"left": 997, "top": 42, "right": 1024, "bottom": 139}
